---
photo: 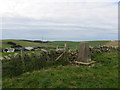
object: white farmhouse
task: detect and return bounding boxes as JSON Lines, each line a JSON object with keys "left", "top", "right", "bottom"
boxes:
{"left": 7, "top": 48, "right": 15, "bottom": 52}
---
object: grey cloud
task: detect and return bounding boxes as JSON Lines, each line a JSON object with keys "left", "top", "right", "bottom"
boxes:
{"left": 1, "top": 1, "right": 118, "bottom": 41}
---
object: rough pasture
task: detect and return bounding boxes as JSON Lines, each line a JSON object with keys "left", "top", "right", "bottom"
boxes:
{"left": 2, "top": 51, "right": 118, "bottom": 88}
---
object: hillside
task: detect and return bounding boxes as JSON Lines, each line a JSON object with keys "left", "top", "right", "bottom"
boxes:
{"left": 1, "top": 39, "right": 110, "bottom": 49}
{"left": 2, "top": 52, "right": 118, "bottom": 88}
{"left": 1, "top": 39, "right": 53, "bottom": 49}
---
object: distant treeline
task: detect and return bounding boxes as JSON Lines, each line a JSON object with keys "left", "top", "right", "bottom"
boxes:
{"left": 7, "top": 42, "right": 22, "bottom": 48}
{"left": 22, "top": 40, "right": 49, "bottom": 43}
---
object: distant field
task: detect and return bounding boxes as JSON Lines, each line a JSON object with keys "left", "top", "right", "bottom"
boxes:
{"left": 0, "top": 39, "right": 116, "bottom": 57}
{"left": 1, "top": 39, "right": 110, "bottom": 50}
{"left": 1, "top": 39, "right": 54, "bottom": 49}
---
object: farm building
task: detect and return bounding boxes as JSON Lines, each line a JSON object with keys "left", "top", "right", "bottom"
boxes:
{"left": 3, "top": 48, "right": 15, "bottom": 52}
{"left": 24, "top": 47, "right": 34, "bottom": 51}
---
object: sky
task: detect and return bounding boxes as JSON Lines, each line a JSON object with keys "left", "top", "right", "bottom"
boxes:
{"left": 0, "top": 0, "right": 119, "bottom": 41}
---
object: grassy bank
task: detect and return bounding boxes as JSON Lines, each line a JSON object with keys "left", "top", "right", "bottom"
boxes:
{"left": 2, "top": 52, "right": 118, "bottom": 88}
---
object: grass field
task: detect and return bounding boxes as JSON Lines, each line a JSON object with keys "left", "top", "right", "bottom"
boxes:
{"left": 2, "top": 52, "right": 118, "bottom": 88}
{"left": 0, "top": 39, "right": 54, "bottom": 49}
{"left": 1, "top": 39, "right": 110, "bottom": 49}
{"left": 0, "top": 39, "right": 110, "bottom": 57}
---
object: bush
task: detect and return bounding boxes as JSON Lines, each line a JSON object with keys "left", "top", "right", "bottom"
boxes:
{"left": 2, "top": 54, "right": 24, "bottom": 77}
{"left": 7, "top": 42, "right": 16, "bottom": 45}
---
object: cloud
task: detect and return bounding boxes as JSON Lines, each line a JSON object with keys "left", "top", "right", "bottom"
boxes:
{"left": 0, "top": 0, "right": 118, "bottom": 41}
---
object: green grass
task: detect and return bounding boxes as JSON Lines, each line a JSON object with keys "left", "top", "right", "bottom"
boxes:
{"left": 0, "top": 52, "right": 2, "bottom": 57}
{"left": 47, "top": 41, "right": 96, "bottom": 50}
{"left": 1, "top": 39, "right": 54, "bottom": 49}
{"left": 0, "top": 40, "right": 109, "bottom": 57}
{"left": 86, "top": 41, "right": 110, "bottom": 47}
{"left": 1, "top": 50, "right": 42, "bottom": 57}
{"left": 1, "top": 39, "right": 109, "bottom": 49}
{"left": 2, "top": 52, "right": 118, "bottom": 88}
{"left": 46, "top": 41, "right": 109, "bottom": 50}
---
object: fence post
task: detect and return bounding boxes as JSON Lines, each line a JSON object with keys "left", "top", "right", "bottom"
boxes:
{"left": 77, "top": 42, "right": 91, "bottom": 63}
{"left": 56, "top": 45, "right": 58, "bottom": 51}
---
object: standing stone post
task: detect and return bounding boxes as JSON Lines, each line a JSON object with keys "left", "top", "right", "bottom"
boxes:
{"left": 77, "top": 42, "right": 91, "bottom": 63}
{"left": 64, "top": 43, "right": 68, "bottom": 51}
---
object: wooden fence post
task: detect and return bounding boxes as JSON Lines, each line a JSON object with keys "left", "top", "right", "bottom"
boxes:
{"left": 77, "top": 42, "right": 91, "bottom": 63}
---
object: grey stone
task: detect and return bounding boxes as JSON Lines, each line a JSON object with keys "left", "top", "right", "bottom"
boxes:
{"left": 78, "top": 42, "right": 91, "bottom": 63}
